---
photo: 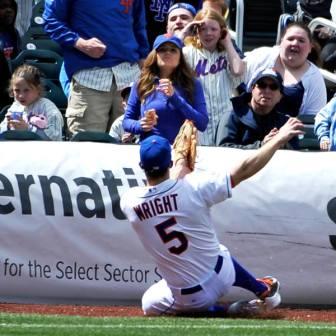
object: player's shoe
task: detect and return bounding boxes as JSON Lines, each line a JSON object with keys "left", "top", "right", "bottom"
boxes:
{"left": 227, "top": 276, "right": 281, "bottom": 316}
{"left": 257, "top": 276, "right": 281, "bottom": 310}
{"left": 226, "top": 299, "right": 267, "bottom": 316}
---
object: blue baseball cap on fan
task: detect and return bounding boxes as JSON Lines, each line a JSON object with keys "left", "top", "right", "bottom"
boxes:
{"left": 140, "top": 135, "right": 172, "bottom": 171}
{"left": 153, "top": 33, "right": 183, "bottom": 50}
{"left": 167, "top": 3, "right": 197, "bottom": 17}
{"left": 247, "top": 68, "right": 284, "bottom": 92}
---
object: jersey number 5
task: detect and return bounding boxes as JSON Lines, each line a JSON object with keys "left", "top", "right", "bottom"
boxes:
{"left": 155, "top": 217, "right": 188, "bottom": 255}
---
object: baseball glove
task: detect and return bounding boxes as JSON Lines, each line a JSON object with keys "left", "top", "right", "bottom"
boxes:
{"left": 172, "top": 119, "right": 197, "bottom": 171}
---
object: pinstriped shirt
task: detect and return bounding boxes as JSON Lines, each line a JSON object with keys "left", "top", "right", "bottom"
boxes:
{"left": 15, "top": 0, "right": 36, "bottom": 37}
{"left": 73, "top": 62, "right": 141, "bottom": 92}
{"left": 183, "top": 46, "right": 243, "bottom": 146}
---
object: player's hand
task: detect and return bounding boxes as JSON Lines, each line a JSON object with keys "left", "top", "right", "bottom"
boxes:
{"left": 156, "top": 79, "right": 174, "bottom": 97}
{"left": 320, "top": 139, "right": 330, "bottom": 151}
{"left": 274, "top": 117, "right": 304, "bottom": 147}
{"left": 75, "top": 37, "right": 106, "bottom": 58}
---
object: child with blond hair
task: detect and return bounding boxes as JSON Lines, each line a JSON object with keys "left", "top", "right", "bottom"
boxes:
{"left": 183, "top": 8, "right": 245, "bottom": 146}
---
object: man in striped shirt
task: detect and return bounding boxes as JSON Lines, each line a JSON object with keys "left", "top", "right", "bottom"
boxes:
{"left": 43, "top": 0, "right": 150, "bottom": 137}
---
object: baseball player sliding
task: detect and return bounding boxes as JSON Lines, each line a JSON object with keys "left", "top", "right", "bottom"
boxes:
{"left": 120, "top": 117, "right": 304, "bottom": 316}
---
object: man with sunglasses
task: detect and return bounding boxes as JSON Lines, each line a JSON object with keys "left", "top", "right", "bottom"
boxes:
{"left": 215, "top": 68, "right": 300, "bottom": 149}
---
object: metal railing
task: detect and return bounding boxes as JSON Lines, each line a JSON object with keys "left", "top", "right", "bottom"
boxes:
{"left": 228, "top": 0, "right": 244, "bottom": 51}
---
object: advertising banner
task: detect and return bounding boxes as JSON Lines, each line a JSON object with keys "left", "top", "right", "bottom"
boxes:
{"left": 0, "top": 142, "right": 335, "bottom": 306}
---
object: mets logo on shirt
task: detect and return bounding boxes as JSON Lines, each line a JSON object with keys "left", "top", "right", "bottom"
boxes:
{"left": 120, "top": 0, "right": 133, "bottom": 13}
{"left": 149, "top": 0, "right": 174, "bottom": 22}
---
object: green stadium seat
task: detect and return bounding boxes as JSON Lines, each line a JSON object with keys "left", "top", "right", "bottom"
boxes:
{"left": 70, "top": 131, "right": 119, "bottom": 143}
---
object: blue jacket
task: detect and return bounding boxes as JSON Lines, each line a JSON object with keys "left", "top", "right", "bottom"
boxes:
{"left": 123, "top": 79, "right": 208, "bottom": 144}
{"left": 0, "top": 0, "right": 20, "bottom": 60}
{"left": 314, "top": 97, "right": 336, "bottom": 150}
{"left": 215, "top": 93, "right": 299, "bottom": 149}
{"left": 43, "top": 0, "right": 150, "bottom": 77}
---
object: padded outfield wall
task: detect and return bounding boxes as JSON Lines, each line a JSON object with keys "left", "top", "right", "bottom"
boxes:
{"left": 0, "top": 142, "right": 335, "bottom": 306}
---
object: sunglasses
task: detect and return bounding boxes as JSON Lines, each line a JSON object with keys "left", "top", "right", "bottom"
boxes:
{"left": 157, "top": 46, "right": 179, "bottom": 53}
{"left": 256, "top": 81, "right": 280, "bottom": 91}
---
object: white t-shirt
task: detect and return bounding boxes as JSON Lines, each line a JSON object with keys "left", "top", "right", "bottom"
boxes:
{"left": 120, "top": 171, "right": 232, "bottom": 288}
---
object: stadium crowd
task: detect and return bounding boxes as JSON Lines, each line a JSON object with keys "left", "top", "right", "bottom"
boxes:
{"left": 0, "top": 0, "right": 335, "bottom": 150}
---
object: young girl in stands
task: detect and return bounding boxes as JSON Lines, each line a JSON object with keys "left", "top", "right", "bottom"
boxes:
{"left": 314, "top": 95, "right": 336, "bottom": 151}
{"left": 183, "top": 8, "right": 245, "bottom": 146}
{"left": 0, "top": 64, "right": 64, "bottom": 140}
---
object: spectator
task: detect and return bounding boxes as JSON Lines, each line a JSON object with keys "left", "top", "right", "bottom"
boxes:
{"left": 15, "top": 0, "right": 41, "bottom": 37}
{"left": 183, "top": 8, "right": 245, "bottom": 146}
{"left": 43, "top": 0, "right": 150, "bottom": 137}
{"left": 0, "top": 50, "right": 12, "bottom": 108}
{"left": 0, "top": 64, "right": 64, "bottom": 141}
{"left": 325, "top": 0, "right": 336, "bottom": 73}
{"left": 120, "top": 116, "right": 304, "bottom": 315}
{"left": 297, "top": 0, "right": 336, "bottom": 73}
{"left": 202, "top": 0, "right": 228, "bottom": 18}
{"left": 294, "top": 0, "right": 332, "bottom": 22}
{"left": 145, "top": 1, "right": 202, "bottom": 47}
{"left": 280, "top": 0, "right": 336, "bottom": 74}
{"left": 59, "top": 62, "right": 70, "bottom": 98}
{"left": 244, "top": 22, "right": 327, "bottom": 117}
{"left": 122, "top": 34, "right": 208, "bottom": 144}
{"left": 314, "top": 95, "right": 336, "bottom": 151}
{"left": 0, "top": 0, "right": 20, "bottom": 60}
{"left": 319, "top": 6, "right": 336, "bottom": 74}
{"left": 166, "top": 2, "right": 196, "bottom": 40}
{"left": 201, "top": 0, "right": 244, "bottom": 59}
{"left": 109, "top": 84, "right": 138, "bottom": 144}
{"left": 58, "top": 2, "right": 197, "bottom": 102}
{"left": 216, "top": 68, "right": 299, "bottom": 149}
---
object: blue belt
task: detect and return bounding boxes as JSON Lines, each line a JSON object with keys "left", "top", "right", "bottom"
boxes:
{"left": 180, "top": 255, "right": 223, "bottom": 295}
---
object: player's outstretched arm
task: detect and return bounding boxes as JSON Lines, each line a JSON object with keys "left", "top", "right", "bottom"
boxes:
{"left": 230, "top": 118, "right": 304, "bottom": 188}
{"left": 170, "top": 120, "right": 197, "bottom": 180}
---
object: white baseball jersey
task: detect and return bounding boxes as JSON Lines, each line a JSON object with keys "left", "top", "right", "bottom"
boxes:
{"left": 183, "top": 46, "right": 243, "bottom": 146}
{"left": 15, "top": 0, "right": 35, "bottom": 37}
{"left": 120, "top": 171, "right": 232, "bottom": 289}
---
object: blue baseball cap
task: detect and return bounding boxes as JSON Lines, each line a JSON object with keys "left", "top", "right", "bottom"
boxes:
{"left": 247, "top": 68, "right": 284, "bottom": 92}
{"left": 140, "top": 135, "right": 172, "bottom": 171}
{"left": 168, "top": 3, "right": 197, "bottom": 17}
{"left": 153, "top": 33, "right": 183, "bottom": 50}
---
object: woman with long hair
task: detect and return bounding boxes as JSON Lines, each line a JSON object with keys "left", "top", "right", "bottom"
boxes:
{"left": 123, "top": 34, "right": 208, "bottom": 144}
